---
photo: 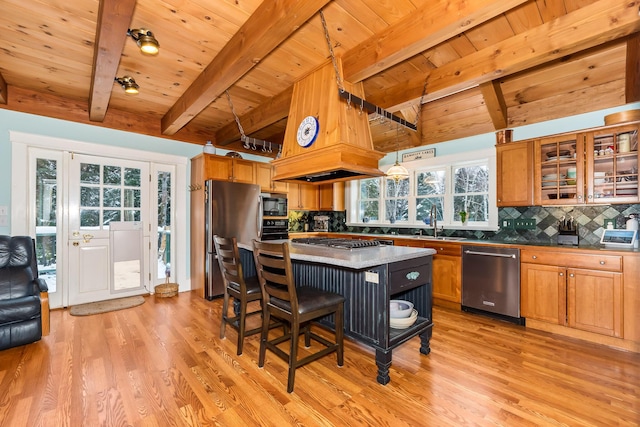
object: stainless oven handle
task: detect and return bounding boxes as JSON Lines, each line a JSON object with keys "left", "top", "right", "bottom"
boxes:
{"left": 463, "top": 250, "right": 516, "bottom": 259}
{"left": 257, "top": 196, "right": 263, "bottom": 238}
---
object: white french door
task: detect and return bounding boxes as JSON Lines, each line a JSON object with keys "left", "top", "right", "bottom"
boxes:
{"left": 11, "top": 131, "right": 188, "bottom": 309}
{"left": 67, "top": 154, "right": 150, "bottom": 305}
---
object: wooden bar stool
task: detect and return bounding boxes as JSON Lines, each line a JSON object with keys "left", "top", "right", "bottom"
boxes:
{"left": 214, "top": 235, "right": 263, "bottom": 355}
{"left": 252, "top": 239, "right": 345, "bottom": 393}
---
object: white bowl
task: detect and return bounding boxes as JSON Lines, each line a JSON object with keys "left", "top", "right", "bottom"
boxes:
{"left": 390, "top": 300, "right": 414, "bottom": 318}
{"left": 390, "top": 309, "right": 418, "bottom": 329}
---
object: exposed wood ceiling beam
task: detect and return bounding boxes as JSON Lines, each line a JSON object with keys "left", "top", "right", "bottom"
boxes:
{"left": 625, "top": 34, "right": 640, "bottom": 103}
{"left": 88, "top": 0, "right": 137, "bottom": 122}
{"left": 370, "top": 0, "right": 640, "bottom": 111}
{"left": 216, "top": 0, "right": 522, "bottom": 145}
{"left": 0, "top": 72, "right": 6, "bottom": 104}
{"left": 161, "top": 0, "right": 331, "bottom": 136}
{"left": 480, "top": 81, "right": 508, "bottom": 130}
{"left": 342, "top": 0, "right": 529, "bottom": 82}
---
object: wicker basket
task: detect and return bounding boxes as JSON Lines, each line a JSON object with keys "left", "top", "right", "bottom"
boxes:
{"left": 154, "top": 282, "right": 178, "bottom": 298}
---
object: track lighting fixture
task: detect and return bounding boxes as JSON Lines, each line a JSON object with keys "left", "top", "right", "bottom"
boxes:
{"left": 114, "top": 76, "right": 139, "bottom": 94}
{"left": 127, "top": 28, "right": 160, "bottom": 55}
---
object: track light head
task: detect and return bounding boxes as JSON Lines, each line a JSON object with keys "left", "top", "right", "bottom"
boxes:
{"left": 114, "top": 76, "right": 139, "bottom": 94}
{"left": 127, "top": 28, "right": 159, "bottom": 55}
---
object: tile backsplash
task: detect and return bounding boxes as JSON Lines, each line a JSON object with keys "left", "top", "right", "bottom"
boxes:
{"left": 291, "top": 204, "right": 640, "bottom": 246}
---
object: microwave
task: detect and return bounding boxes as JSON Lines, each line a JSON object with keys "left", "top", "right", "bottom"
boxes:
{"left": 261, "top": 196, "right": 287, "bottom": 217}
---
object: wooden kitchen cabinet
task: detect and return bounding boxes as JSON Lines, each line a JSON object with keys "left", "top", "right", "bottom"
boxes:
{"left": 496, "top": 140, "right": 533, "bottom": 206}
{"left": 395, "top": 238, "right": 461, "bottom": 308}
{"left": 521, "top": 249, "right": 623, "bottom": 338}
{"left": 254, "top": 162, "right": 288, "bottom": 193}
{"left": 532, "top": 122, "right": 640, "bottom": 206}
{"left": 202, "top": 154, "right": 254, "bottom": 183}
{"left": 319, "top": 182, "right": 345, "bottom": 211}
{"left": 288, "top": 182, "right": 319, "bottom": 210}
{"left": 534, "top": 133, "right": 584, "bottom": 205}
{"left": 584, "top": 123, "right": 639, "bottom": 203}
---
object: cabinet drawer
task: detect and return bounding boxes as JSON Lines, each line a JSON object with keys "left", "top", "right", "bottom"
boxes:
{"left": 389, "top": 257, "right": 432, "bottom": 294}
{"left": 422, "top": 242, "right": 462, "bottom": 257}
{"left": 521, "top": 249, "right": 622, "bottom": 272}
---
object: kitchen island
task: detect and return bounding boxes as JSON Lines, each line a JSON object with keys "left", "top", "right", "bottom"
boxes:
{"left": 240, "top": 240, "right": 436, "bottom": 385}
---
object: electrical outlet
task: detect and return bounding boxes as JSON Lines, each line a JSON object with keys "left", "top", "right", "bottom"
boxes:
{"left": 514, "top": 218, "right": 536, "bottom": 229}
{"left": 604, "top": 219, "right": 616, "bottom": 229}
{"left": 501, "top": 219, "right": 514, "bottom": 229}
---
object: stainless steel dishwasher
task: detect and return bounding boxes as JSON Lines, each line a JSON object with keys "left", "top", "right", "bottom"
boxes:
{"left": 461, "top": 245, "right": 523, "bottom": 324}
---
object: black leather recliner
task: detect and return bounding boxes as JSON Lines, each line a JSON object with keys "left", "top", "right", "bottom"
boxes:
{"left": 0, "top": 235, "right": 50, "bottom": 350}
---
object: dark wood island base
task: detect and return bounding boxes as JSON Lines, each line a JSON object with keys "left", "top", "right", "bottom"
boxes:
{"left": 240, "top": 242, "right": 435, "bottom": 385}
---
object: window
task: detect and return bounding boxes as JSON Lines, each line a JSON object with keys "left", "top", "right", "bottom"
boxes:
{"left": 453, "top": 164, "right": 489, "bottom": 222}
{"left": 359, "top": 179, "right": 380, "bottom": 222}
{"left": 416, "top": 169, "right": 445, "bottom": 224}
{"left": 348, "top": 149, "right": 497, "bottom": 230}
{"left": 385, "top": 178, "right": 409, "bottom": 223}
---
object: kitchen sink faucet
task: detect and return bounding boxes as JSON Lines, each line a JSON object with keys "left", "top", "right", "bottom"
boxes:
{"left": 430, "top": 205, "right": 438, "bottom": 238}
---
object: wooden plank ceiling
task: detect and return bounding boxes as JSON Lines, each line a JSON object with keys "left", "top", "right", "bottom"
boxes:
{"left": 0, "top": 0, "right": 639, "bottom": 158}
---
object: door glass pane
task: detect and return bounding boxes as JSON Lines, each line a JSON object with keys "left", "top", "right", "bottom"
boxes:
{"left": 80, "top": 163, "right": 100, "bottom": 183}
{"left": 103, "top": 210, "right": 121, "bottom": 225}
{"left": 124, "top": 189, "right": 140, "bottom": 208}
{"left": 35, "top": 158, "right": 58, "bottom": 293}
{"left": 103, "top": 188, "right": 121, "bottom": 207}
{"left": 124, "top": 168, "right": 141, "bottom": 186}
{"left": 103, "top": 165, "right": 121, "bottom": 185}
{"left": 80, "top": 209, "right": 100, "bottom": 227}
{"left": 157, "top": 171, "right": 172, "bottom": 280}
{"left": 124, "top": 210, "right": 140, "bottom": 221}
{"left": 80, "top": 187, "right": 100, "bottom": 207}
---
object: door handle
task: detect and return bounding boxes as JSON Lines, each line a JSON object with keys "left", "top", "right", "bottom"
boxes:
{"left": 83, "top": 233, "right": 94, "bottom": 243}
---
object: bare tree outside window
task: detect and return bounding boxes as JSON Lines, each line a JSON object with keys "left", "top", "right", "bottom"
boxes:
{"left": 358, "top": 178, "right": 380, "bottom": 221}
{"left": 416, "top": 170, "right": 445, "bottom": 223}
{"left": 453, "top": 165, "right": 489, "bottom": 222}
{"left": 385, "top": 177, "right": 409, "bottom": 223}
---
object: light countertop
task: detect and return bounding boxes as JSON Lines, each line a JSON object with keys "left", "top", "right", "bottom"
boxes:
{"left": 238, "top": 240, "right": 435, "bottom": 269}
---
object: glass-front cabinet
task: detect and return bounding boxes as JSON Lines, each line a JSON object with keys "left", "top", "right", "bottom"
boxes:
{"left": 585, "top": 124, "right": 639, "bottom": 203}
{"left": 535, "top": 134, "right": 584, "bottom": 205}
{"left": 535, "top": 122, "right": 639, "bottom": 205}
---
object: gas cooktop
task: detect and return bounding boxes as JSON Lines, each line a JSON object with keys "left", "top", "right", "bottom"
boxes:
{"left": 291, "top": 237, "right": 381, "bottom": 249}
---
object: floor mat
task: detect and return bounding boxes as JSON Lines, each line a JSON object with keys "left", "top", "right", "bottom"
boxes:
{"left": 69, "top": 296, "right": 145, "bottom": 316}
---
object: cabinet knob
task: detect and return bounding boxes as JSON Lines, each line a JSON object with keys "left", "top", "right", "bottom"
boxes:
{"left": 569, "top": 273, "right": 574, "bottom": 277}
{"left": 559, "top": 272, "right": 564, "bottom": 277}
{"left": 532, "top": 255, "right": 537, "bottom": 259}
{"left": 599, "top": 260, "right": 605, "bottom": 265}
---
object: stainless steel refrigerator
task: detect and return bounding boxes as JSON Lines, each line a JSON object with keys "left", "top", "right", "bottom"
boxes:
{"left": 204, "top": 180, "right": 262, "bottom": 299}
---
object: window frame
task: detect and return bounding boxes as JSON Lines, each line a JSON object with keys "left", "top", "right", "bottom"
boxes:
{"left": 346, "top": 148, "right": 498, "bottom": 230}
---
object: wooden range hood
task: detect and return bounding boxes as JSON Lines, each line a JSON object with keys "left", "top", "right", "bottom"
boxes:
{"left": 271, "top": 60, "right": 385, "bottom": 185}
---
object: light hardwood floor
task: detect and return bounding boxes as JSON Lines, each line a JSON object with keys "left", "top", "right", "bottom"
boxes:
{"left": 1, "top": 291, "right": 638, "bottom": 426}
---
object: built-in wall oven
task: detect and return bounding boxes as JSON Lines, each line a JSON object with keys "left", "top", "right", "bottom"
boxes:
{"left": 260, "top": 195, "right": 289, "bottom": 240}
{"left": 261, "top": 218, "right": 289, "bottom": 240}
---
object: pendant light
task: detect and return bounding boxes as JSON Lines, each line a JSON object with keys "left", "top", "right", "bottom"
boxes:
{"left": 386, "top": 125, "right": 409, "bottom": 182}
